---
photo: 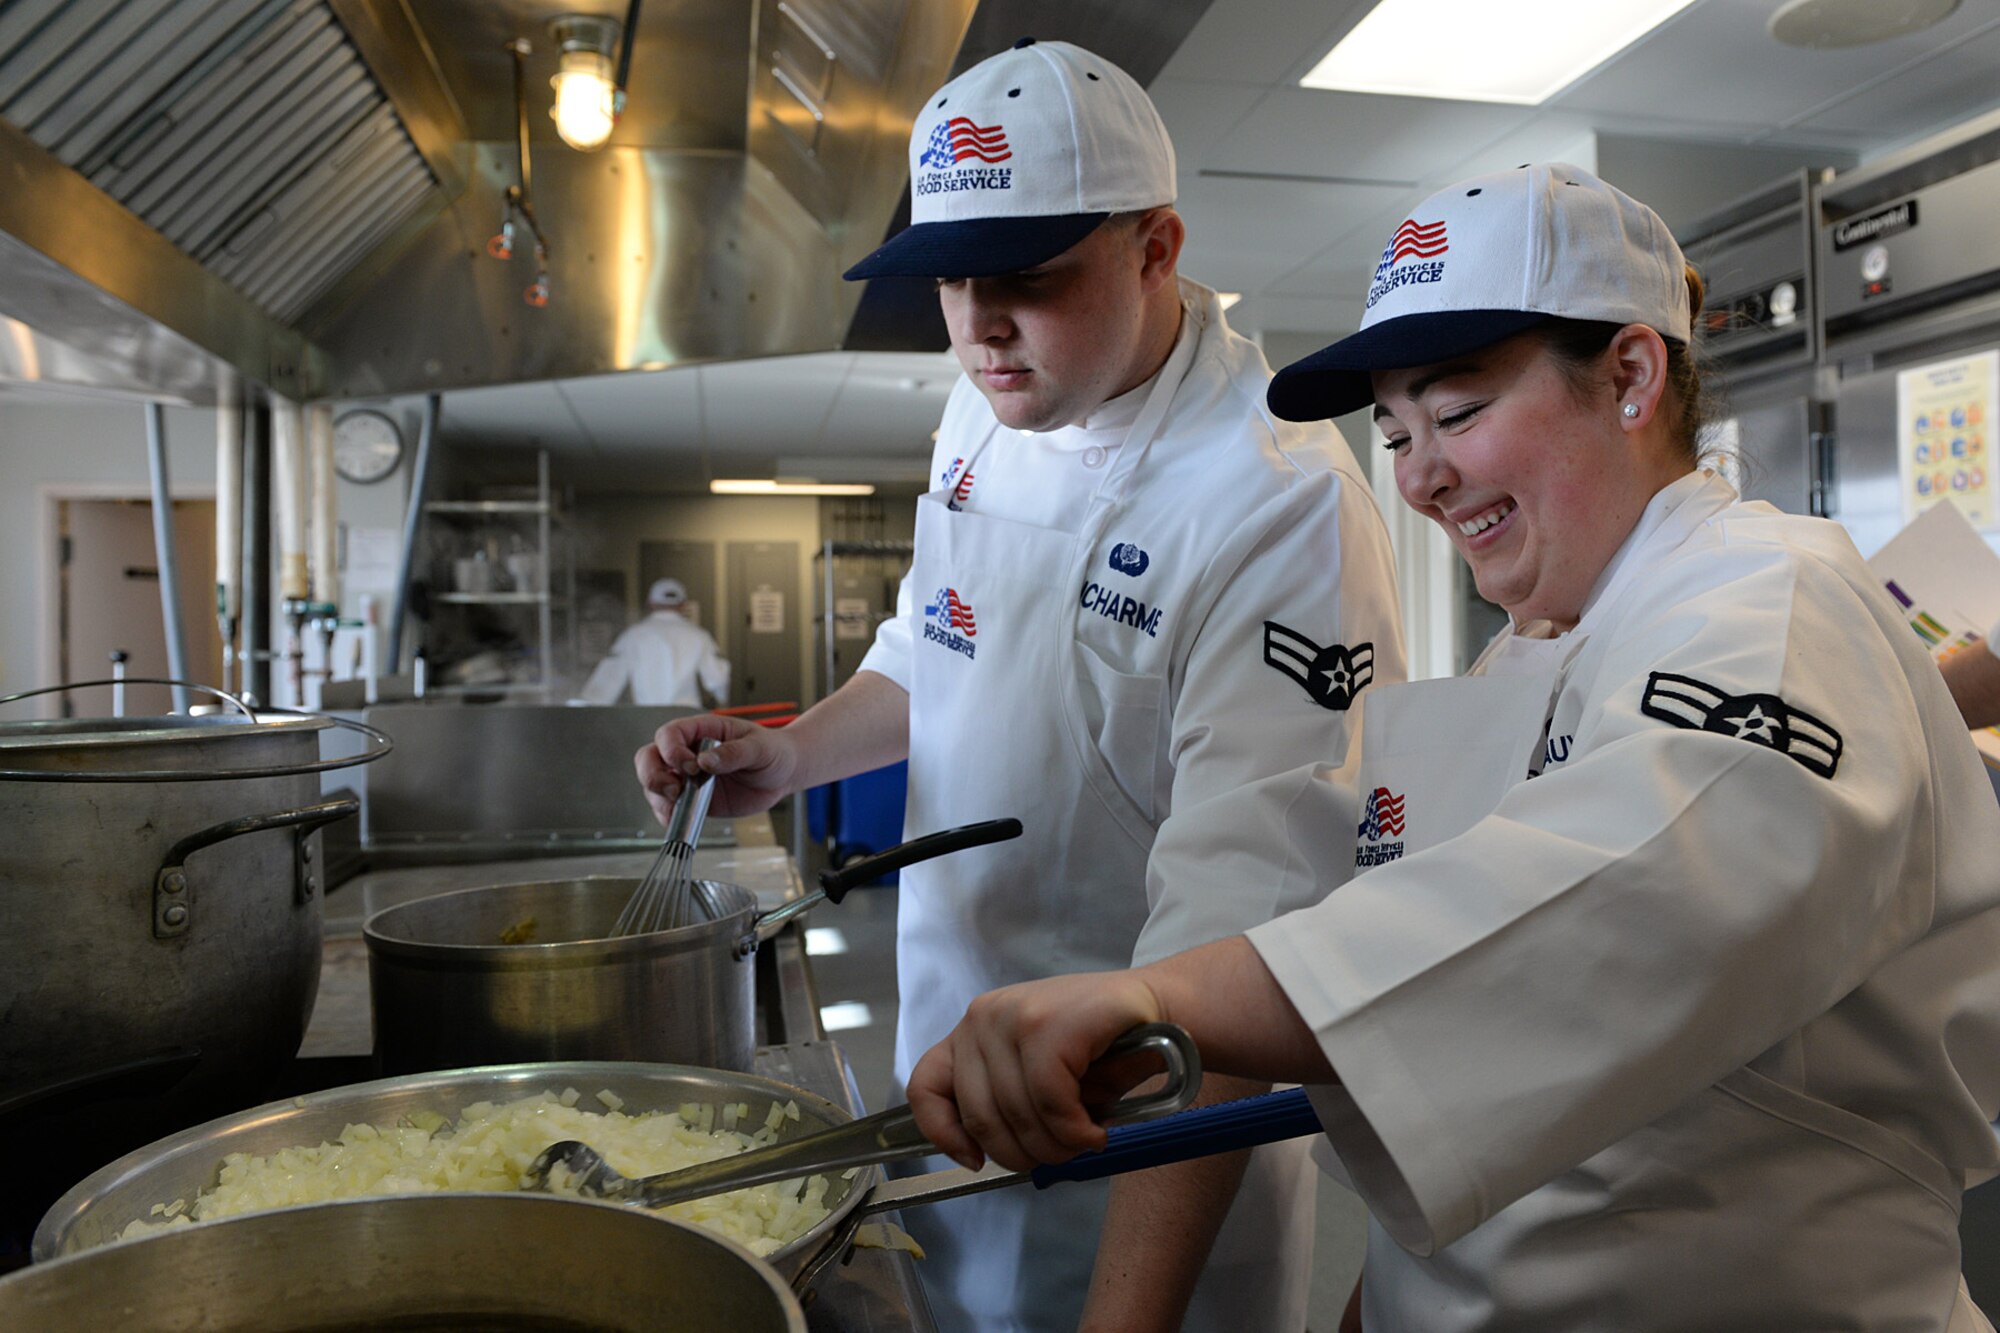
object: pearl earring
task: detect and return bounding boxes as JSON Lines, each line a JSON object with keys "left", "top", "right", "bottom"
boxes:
{"left": 1622, "top": 403, "right": 1640, "bottom": 419}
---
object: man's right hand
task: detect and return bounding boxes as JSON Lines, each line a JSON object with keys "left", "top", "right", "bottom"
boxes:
{"left": 635, "top": 714, "right": 801, "bottom": 824}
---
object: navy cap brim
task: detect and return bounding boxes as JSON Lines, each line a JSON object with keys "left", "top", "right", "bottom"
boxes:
{"left": 843, "top": 213, "right": 1109, "bottom": 281}
{"left": 1266, "top": 310, "right": 1555, "bottom": 420}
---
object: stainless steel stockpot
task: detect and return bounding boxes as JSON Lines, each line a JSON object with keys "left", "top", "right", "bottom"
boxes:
{"left": 5, "top": 1193, "right": 806, "bottom": 1331}
{"left": 363, "top": 877, "right": 773, "bottom": 1073}
{"left": 33, "top": 1060, "right": 873, "bottom": 1283}
{"left": 0, "top": 694, "right": 387, "bottom": 1115}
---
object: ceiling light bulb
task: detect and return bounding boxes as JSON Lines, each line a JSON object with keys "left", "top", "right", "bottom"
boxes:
{"left": 551, "top": 50, "right": 616, "bottom": 150}
{"left": 548, "top": 14, "right": 622, "bottom": 151}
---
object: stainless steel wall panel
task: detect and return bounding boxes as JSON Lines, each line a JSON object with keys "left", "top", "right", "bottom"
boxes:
{"left": 309, "top": 145, "right": 852, "bottom": 395}
{"left": 360, "top": 703, "right": 702, "bottom": 843}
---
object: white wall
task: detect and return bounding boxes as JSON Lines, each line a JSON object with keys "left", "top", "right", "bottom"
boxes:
{"left": 0, "top": 398, "right": 219, "bottom": 712}
{"left": 0, "top": 394, "right": 419, "bottom": 713}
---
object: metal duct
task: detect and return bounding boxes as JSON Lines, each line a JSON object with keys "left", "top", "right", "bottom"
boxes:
{"left": 0, "top": 0, "right": 1209, "bottom": 403}
{"left": 0, "top": 0, "right": 441, "bottom": 324}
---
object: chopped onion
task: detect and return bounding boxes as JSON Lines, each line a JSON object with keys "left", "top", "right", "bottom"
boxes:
{"left": 118, "top": 1090, "right": 832, "bottom": 1257}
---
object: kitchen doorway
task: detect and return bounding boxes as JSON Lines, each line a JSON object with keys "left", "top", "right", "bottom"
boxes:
{"left": 57, "top": 496, "right": 223, "bottom": 717}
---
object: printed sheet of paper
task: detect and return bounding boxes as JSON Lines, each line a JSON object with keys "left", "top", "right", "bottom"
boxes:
{"left": 1867, "top": 497, "right": 2000, "bottom": 765}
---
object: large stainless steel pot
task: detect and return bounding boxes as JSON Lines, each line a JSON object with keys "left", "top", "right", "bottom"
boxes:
{"left": 0, "top": 684, "right": 389, "bottom": 1115}
{"left": 364, "top": 877, "right": 770, "bottom": 1073}
{"left": 4, "top": 1194, "right": 805, "bottom": 1331}
{"left": 362, "top": 820, "right": 1022, "bottom": 1075}
{"left": 34, "top": 1061, "right": 873, "bottom": 1286}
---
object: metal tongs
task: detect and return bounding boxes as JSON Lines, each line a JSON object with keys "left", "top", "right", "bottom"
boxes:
{"left": 524, "top": 1022, "right": 1201, "bottom": 1210}
{"left": 523, "top": 1022, "right": 1326, "bottom": 1293}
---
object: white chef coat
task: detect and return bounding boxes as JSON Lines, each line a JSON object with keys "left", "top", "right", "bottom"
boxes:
{"left": 1249, "top": 470, "right": 2000, "bottom": 1331}
{"left": 860, "top": 280, "right": 1406, "bottom": 1333}
{"left": 578, "top": 610, "right": 730, "bottom": 707}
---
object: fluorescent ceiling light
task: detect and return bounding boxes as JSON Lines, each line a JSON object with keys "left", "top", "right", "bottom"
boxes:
{"left": 1301, "top": 0, "right": 1699, "bottom": 105}
{"left": 710, "top": 479, "right": 878, "bottom": 496}
{"left": 1217, "top": 292, "right": 1243, "bottom": 311}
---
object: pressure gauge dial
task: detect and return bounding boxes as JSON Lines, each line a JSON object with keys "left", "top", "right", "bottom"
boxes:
{"left": 333, "top": 409, "right": 404, "bottom": 484}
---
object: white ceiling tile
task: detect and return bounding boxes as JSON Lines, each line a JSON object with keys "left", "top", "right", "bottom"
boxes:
{"left": 1160, "top": 0, "right": 1370, "bottom": 85}
{"left": 1177, "top": 171, "right": 1413, "bottom": 298}
{"left": 1795, "top": 26, "right": 2000, "bottom": 142}
{"left": 1434, "top": 112, "right": 1602, "bottom": 182}
{"left": 1212, "top": 89, "right": 1537, "bottom": 184}
{"left": 1151, "top": 78, "right": 1272, "bottom": 165}
{"left": 556, "top": 367, "right": 704, "bottom": 451}
{"left": 1557, "top": 0, "right": 2000, "bottom": 136}
{"left": 700, "top": 358, "right": 849, "bottom": 452}
{"left": 438, "top": 382, "right": 584, "bottom": 448}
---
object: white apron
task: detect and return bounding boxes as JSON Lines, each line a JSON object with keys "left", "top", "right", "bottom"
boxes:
{"left": 895, "top": 306, "right": 1313, "bottom": 1333}
{"left": 1340, "top": 486, "right": 1994, "bottom": 1332}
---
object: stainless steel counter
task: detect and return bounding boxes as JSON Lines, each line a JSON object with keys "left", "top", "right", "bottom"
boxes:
{"left": 305, "top": 814, "right": 935, "bottom": 1333}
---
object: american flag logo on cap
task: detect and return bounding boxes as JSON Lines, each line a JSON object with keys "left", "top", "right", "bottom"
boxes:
{"left": 1387, "top": 219, "right": 1448, "bottom": 265}
{"left": 920, "top": 117, "right": 1011, "bottom": 168}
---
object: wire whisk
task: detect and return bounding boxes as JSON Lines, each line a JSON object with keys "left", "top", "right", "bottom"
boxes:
{"left": 615, "top": 737, "right": 722, "bottom": 935}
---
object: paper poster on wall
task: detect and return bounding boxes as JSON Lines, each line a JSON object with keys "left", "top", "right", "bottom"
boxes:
{"left": 749, "top": 587, "right": 785, "bottom": 633}
{"left": 833, "top": 596, "right": 873, "bottom": 640}
{"left": 1896, "top": 351, "right": 1996, "bottom": 530}
{"left": 344, "top": 525, "right": 402, "bottom": 591}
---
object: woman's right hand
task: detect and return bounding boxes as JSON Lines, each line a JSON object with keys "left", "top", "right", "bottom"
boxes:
{"left": 635, "top": 714, "right": 802, "bottom": 824}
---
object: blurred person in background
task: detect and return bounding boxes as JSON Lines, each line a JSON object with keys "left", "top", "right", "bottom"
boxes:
{"left": 578, "top": 578, "right": 730, "bottom": 708}
{"left": 1941, "top": 618, "right": 2000, "bottom": 731}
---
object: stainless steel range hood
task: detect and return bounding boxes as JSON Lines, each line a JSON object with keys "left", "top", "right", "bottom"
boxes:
{"left": 0, "top": 0, "right": 975, "bottom": 401}
{"left": 0, "top": 0, "right": 1204, "bottom": 403}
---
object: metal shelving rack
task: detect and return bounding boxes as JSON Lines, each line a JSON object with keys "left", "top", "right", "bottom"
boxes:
{"left": 422, "top": 451, "right": 564, "bottom": 694}
{"left": 812, "top": 539, "right": 914, "bottom": 699}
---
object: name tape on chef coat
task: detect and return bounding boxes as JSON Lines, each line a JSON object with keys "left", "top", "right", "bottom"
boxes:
{"left": 1639, "top": 672, "right": 1843, "bottom": 778}
{"left": 1263, "top": 622, "right": 1373, "bottom": 712}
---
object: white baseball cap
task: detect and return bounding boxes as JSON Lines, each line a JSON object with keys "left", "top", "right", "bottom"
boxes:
{"left": 647, "top": 578, "right": 688, "bottom": 608}
{"left": 1268, "top": 163, "right": 1693, "bottom": 420}
{"left": 843, "top": 38, "right": 1175, "bottom": 280}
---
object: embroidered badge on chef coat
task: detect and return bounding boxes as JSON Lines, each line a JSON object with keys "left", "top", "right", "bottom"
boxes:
{"left": 921, "top": 587, "right": 979, "bottom": 660}
{"left": 1263, "top": 622, "right": 1373, "bottom": 711}
{"left": 1639, "top": 672, "right": 1843, "bottom": 777}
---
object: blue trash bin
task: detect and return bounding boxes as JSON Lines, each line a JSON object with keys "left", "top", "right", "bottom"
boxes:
{"left": 806, "top": 760, "right": 908, "bottom": 885}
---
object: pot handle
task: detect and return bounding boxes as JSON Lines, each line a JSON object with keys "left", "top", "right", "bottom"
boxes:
{"left": 743, "top": 818, "right": 1026, "bottom": 953}
{"left": 154, "top": 796, "right": 359, "bottom": 939}
{"left": 0, "top": 678, "right": 393, "bottom": 782}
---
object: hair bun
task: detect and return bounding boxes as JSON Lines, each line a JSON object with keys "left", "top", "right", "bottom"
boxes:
{"left": 1684, "top": 263, "right": 1707, "bottom": 319}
